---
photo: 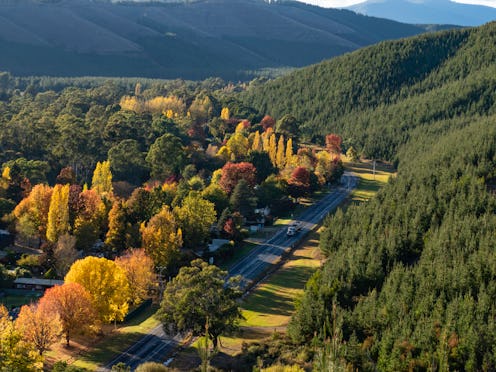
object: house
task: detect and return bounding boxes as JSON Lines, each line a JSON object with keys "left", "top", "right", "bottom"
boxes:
{"left": 13, "top": 278, "right": 64, "bottom": 291}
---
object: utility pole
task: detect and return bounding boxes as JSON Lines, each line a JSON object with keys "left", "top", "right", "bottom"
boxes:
{"left": 373, "top": 159, "right": 376, "bottom": 180}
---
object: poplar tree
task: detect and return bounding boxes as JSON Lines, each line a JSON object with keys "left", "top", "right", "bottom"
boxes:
{"left": 268, "top": 133, "right": 277, "bottom": 166}
{"left": 46, "top": 184, "right": 70, "bottom": 243}
{"left": 276, "top": 135, "right": 286, "bottom": 169}
{"left": 91, "top": 160, "right": 113, "bottom": 195}
{"left": 286, "top": 138, "right": 294, "bottom": 167}
{"left": 105, "top": 201, "right": 128, "bottom": 254}
{"left": 252, "top": 130, "right": 262, "bottom": 152}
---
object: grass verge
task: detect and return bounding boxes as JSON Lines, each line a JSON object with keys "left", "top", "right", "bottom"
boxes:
{"left": 48, "top": 304, "right": 160, "bottom": 371}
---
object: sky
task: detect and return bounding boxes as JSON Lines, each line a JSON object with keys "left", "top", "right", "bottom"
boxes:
{"left": 297, "top": 0, "right": 496, "bottom": 8}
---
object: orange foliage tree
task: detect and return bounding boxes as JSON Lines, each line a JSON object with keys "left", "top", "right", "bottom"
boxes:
{"left": 39, "top": 283, "right": 97, "bottom": 346}
{"left": 16, "top": 303, "right": 62, "bottom": 355}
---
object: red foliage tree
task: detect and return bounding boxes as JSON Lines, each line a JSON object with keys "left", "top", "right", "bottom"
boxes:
{"left": 287, "top": 167, "right": 311, "bottom": 200}
{"left": 218, "top": 162, "right": 257, "bottom": 194}
{"left": 260, "top": 115, "right": 276, "bottom": 131}
{"left": 325, "top": 134, "right": 342, "bottom": 155}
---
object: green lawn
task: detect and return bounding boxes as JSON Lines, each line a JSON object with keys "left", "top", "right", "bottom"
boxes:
{"left": 62, "top": 305, "right": 160, "bottom": 371}
{"left": 0, "top": 293, "right": 42, "bottom": 309}
{"left": 240, "top": 232, "right": 321, "bottom": 328}
{"left": 345, "top": 159, "right": 394, "bottom": 205}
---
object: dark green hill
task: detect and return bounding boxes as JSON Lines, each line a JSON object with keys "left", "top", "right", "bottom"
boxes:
{"left": 242, "top": 22, "right": 496, "bottom": 159}
{"left": 238, "top": 20, "right": 496, "bottom": 371}
{"left": 0, "top": 0, "right": 432, "bottom": 80}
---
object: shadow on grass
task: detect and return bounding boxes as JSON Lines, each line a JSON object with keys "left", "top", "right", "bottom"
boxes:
{"left": 242, "top": 265, "right": 315, "bottom": 316}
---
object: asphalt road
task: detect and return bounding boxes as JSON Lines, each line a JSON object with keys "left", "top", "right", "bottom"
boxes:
{"left": 101, "top": 173, "right": 357, "bottom": 371}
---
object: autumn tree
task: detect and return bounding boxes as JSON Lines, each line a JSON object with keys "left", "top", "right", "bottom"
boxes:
{"left": 53, "top": 233, "right": 78, "bottom": 278}
{"left": 287, "top": 167, "right": 311, "bottom": 200}
{"left": 46, "top": 184, "right": 70, "bottom": 243}
{"left": 218, "top": 162, "right": 257, "bottom": 194}
{"left": 325, "top": 134, "right": 342, "bottom": 155}
{"left": 346, "top": 146, "right": 358, "bottom": 162}
{"left": 0, "top": 305, "right": 41, "bottom": 371}
{"left": 16, "top": 303, "right": 62, "bottom": 355}
{"left": 65, "top": 257, "right": 130, "bottom": 323}
{"left": 56, "top": 167, "right": 76, "bottom": 185}
{"left": 115, "top": 249, "right": 156, "bottom": 305}
{"left": 226, "top": 132, "right": 249, "bottom": 161}
{"left": 260, "top": 115, "right": 276, "bottom": 131}
{"left": 315, "top": 151, "right": 344, "bottom": 184}
{"left": 251, "top": 130, "right": 262, "bottom": 152}
{"left": 220, "top": 107, "right": 230, "bottom": 121}
{"left": 14, "top": 184, "right": 52, "bottom": 241}
{"left": 268, "top": 133, "right": 277, "bottom": 165}
{"left": 39, "top": 282, "right": 97, "bottom": 346}
{"left": 141, "top": 206, "right": 183, "bottom": 268}
{"left": 157, "top": 259, "right": 242, "bottom": 350}
{"left": 105, "top": 201, "right": 128, "bottom": 254}
{"left": 285, "top": 138, "right": 294, "bottom": 167}
{"left": 91, "top": 160, "right": 113, "bottom": 196}
{"left": 276, "top": 135, "right": 286, "bottom": 169}
{"left": 174, "top": 193, "right": 216, "bottom": 249}
{"left": 73, "top": 189, "right": 106, "bottom": 251}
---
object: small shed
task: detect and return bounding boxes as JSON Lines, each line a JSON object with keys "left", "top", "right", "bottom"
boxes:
{"left": 13, "top": 278, "right": 64, "bottom": 291}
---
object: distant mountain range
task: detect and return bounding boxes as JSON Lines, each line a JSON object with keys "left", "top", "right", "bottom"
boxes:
{"left": 347, "top": 0, "right": 496, "bottom": 26}
{"left": 0, "top": 0, "right": 439, "bottom": 79}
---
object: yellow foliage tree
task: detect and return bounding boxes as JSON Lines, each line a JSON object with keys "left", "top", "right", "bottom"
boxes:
{"left": 119, "top": 96, "right": 143, "bottom": 113}
{"left": 0, "top": 305, "right": 42, "bottom": 371}
{"left": 226, "top": 133, "right": 249, "bottom": 161}
{"left": 252, "top": 131, "right": 262, "bottom": 152}
{"left": 65, "top": 257, "right": 130, "bottom": 323}
{"left": 268, "top": 133, "right": 277, "bottom": 166}
{"left": 285, "top": 138, "right": 294, "bottom": 167}
{"left": 276, "top": 135, "right": 286, "bottom": 169}
{"left": 91, "top": 161, "right": 113, "bottom": 196}
{"left": 115, "top": 249, "right": 156, "bottom": 305}
{"left": 46, "top": 184, "right": 70, "bottom": 243}
{"left": 220, "top": 107, "right": 230, "bottom": 120}
{"left": 145, "top": 96, "right": 186, "bottom": 115}
{"left": 14, "top": 184, "right": 52, "bottom": 239}
{"left": 216, "top": 146, "right": 231, "bottom": 162}
{"left": 140, "top": 206, "right": 183, "bottom": 268}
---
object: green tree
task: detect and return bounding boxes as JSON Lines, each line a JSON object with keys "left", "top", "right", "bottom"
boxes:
{"left": 108, "top": 139, "right": 148, "bottom": 185}
{"left": 174, "top": 193, "right": 216, "bottom": 249}
{"left": 146, "top": 134, "right": 185, "bottom": 180}
{"left": 157, "top": 259, "right": 242, "bottom": 350}
{"left": 229, "top": 179, "right": 257, "bottom": 218}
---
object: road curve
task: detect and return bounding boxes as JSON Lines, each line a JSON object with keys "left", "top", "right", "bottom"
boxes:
{"left": 100, "top": 173, "right": 357, "bottom": 371}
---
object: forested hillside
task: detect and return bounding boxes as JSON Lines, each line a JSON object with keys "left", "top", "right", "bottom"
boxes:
{"left": 265, "top": 22, "right": 496, "bottom": 371}
{"left": 0, "top": 0, "right": 432, "bottom": 79}
{"left": 242, "top": 22, "right": 496, "bottom": 160}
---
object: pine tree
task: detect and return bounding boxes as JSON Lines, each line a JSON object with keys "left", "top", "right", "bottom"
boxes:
{"left": 276, "top": 135, "right": 286, "bottom": 169}
{"left": 46, "top": 184, "right": 70, "bottom": 243}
